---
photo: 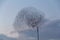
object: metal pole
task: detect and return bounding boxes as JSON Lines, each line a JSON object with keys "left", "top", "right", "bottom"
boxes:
{"left": 37, "top": 27, "right": 39, "bottom": 40}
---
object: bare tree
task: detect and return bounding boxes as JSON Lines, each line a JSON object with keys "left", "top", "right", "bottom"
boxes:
{"left": 13, "top": 7, "right": 44, "bottom": 40}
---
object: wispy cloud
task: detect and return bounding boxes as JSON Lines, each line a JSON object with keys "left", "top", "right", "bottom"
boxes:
{"left": 0, "top": 34, "right": 16, "bottom": 40}
{"left": 14, "top": 19, "right": 60, "bottom": 40}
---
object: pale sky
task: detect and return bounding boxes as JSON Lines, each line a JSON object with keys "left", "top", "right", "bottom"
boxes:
{"left": 0, "top": 0, "right": 60, "bottom": 38}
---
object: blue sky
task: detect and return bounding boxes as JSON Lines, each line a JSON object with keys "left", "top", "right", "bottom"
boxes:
{"left": 0, "top": 0, "right": 60, "bottom": 38}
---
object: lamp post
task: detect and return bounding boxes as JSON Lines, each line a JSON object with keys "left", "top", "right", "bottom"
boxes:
{"left": 37, "top": 26, "right": 39, "bottom": 40}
